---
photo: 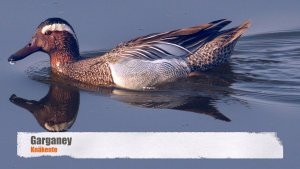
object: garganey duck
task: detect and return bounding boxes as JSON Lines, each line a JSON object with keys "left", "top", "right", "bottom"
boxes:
{"left": 8, "top": 18, "right": 250, "bottom": 90}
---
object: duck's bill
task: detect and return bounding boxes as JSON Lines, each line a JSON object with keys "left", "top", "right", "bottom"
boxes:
{"left": 9, "top": 94, "right": 38, "bottom": 111}
{"left": 8, "top": 43, "right": 40, "bottom": 62}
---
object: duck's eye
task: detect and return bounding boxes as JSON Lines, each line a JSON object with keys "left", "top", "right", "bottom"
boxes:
{"left": 45, "top": 31, "right": 52, "bottom": 35}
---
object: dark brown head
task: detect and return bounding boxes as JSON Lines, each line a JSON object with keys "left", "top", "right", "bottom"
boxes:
{"left": 8, "top": 18, "right": 80, "bottom": 70}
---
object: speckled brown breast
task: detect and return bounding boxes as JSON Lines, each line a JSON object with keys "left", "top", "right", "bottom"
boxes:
{"left": 61, "top": 55, "right": 115, "bottom": 86}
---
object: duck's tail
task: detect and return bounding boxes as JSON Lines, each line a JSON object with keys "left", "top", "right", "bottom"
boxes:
{"left": 187, "top": 20, "right": 251, "bottom": 71}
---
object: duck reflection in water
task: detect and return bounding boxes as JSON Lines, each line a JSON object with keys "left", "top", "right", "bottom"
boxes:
{"left": 9, "top": 84, "right": 79, "bottom": 132}
{"left": 9, "top": 61, "right": 236, "bottom": 131}
{"left": 109, "top": 63, "right": 234, "bottom": 122}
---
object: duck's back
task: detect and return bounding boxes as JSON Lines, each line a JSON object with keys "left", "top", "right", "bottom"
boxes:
{"left": 63, "top": 19, "right": 250, "bottom": 90}
{"left": 107, "top": 20, "right": 250, "bottom": 89}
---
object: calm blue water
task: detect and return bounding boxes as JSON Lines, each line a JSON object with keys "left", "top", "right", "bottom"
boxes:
{"left": 0, "top": 1, "right": 300, "bottom": 169}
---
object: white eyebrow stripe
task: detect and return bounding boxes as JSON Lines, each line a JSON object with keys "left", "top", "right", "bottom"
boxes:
{"left": 41, "top": 23, "right": 77, "bottom": 39}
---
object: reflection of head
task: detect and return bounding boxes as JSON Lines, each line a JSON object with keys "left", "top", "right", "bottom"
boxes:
{"left": 44, "top": 118, "right": 76, "bottom": 132}
{"left": 10, "top": 84, "right": 79, "bottom": 132}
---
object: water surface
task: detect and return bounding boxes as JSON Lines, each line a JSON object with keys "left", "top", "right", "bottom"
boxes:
{"left": 1, "top": 1, "right": 300, "bottom": 169}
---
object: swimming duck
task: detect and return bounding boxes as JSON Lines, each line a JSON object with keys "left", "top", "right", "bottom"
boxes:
{"left": 8, "top": 18, "right": 250, "bottom": 90}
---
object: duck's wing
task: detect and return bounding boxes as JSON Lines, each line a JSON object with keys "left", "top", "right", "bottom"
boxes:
{"left": 108, "top": 19, "right": 232, "bottom": 89}
{"left": 114, "top": 19, "right": 232, "bottom": 60}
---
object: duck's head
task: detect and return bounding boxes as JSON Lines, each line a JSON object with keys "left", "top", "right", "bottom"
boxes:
{"left": 8, "top": 18, "right": 80, "bottom": 67}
